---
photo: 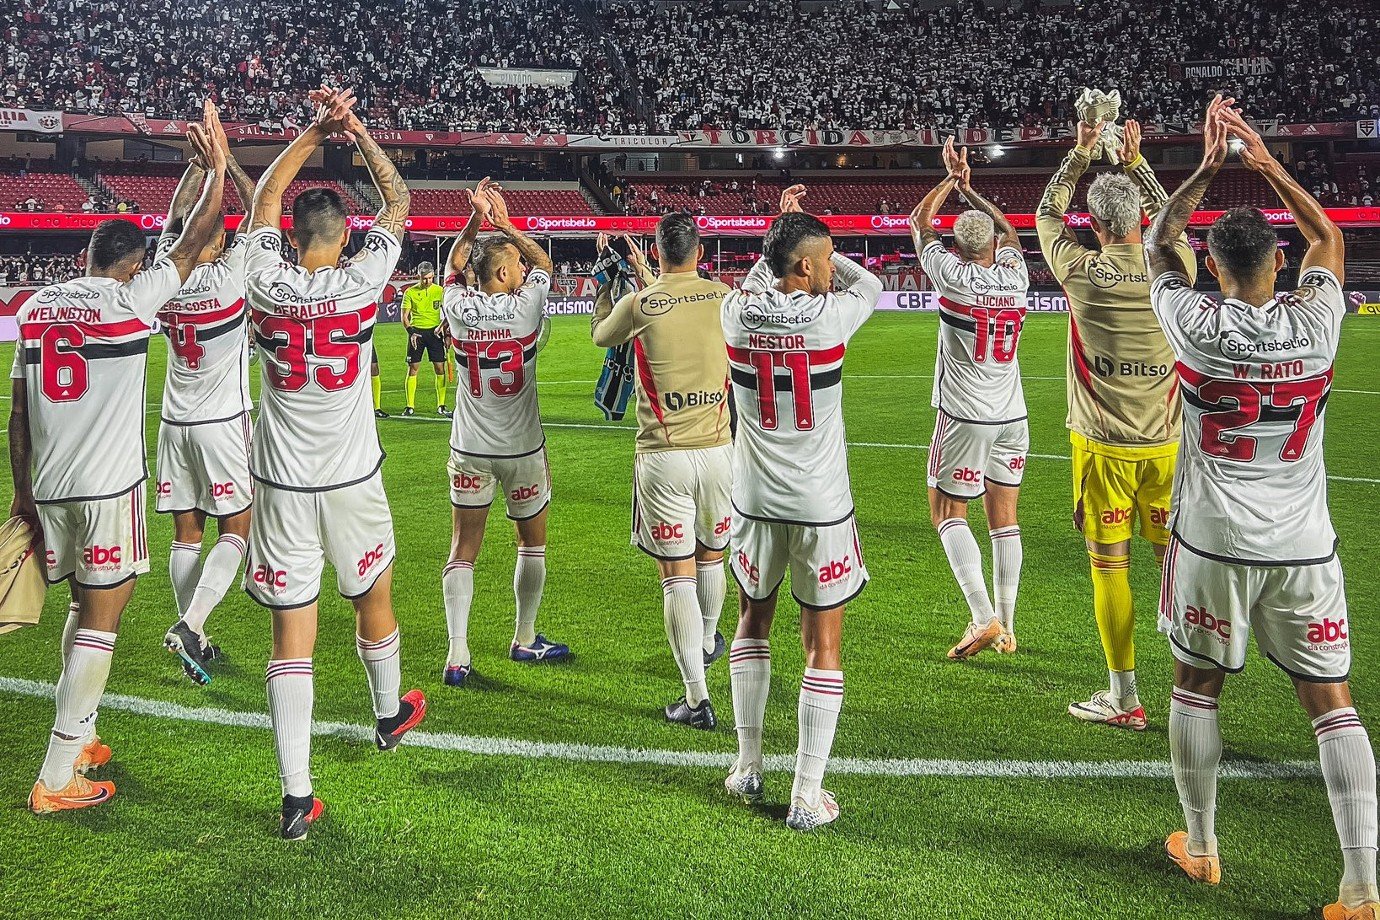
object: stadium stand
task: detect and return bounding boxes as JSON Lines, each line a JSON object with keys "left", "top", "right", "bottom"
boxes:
{"left": 407, "top": 185, "right": 597, "bottom": 216}
{"left": 93, "top": 162, "right": 370, "bottom": 213}
{"left": 0, "top": 159, "right": 91, "bottom": 211}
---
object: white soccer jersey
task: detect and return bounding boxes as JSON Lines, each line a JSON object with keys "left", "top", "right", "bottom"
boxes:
{"left": 1150, "top": 267, "right": 1343, "bottom": 565}
{"left": 156, "top": 234, "right": 251, "bottom": 424}
{"left": 921, "top": 241, "right": 1029, "bottom": 424}
{"left": 244, "top": 226, "right": 400, "bottom": 490}
{"left": 10, "top": 261, "right": 182, "bottom": 502}
{"left": 721, "top": 255, "right": 881, "bottom": 525}
{"left": 441, "top": 268, "right": 550, "bottom": 458}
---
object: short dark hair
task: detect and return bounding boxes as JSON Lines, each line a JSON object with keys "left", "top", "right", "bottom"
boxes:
{"left": 291, "top": 187, "right": 347, "bottom": 249}
{"left": 87, "top": 220, "right": 147, "bottom": 272}
{"left": 655, "top": 213, "right": 700, "bottom": 266}
{"left": 1207, "top": 207, "right": 1279, "bottom": 278}
{"left": 473, "top": 237, "right": 516, "bottom": 284}
{"left": 763, "top": 212, "right": 831, "bottom": 278}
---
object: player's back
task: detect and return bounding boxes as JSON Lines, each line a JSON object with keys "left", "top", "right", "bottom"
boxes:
{"left": 1151, "top": 267, "right": 1343, "bottom": 564}
{"left": 13, "top": 262, "right": 181, "bottom": 500}
{"left": 244, "top": 226, "right": 399, "bottom": 490}
{"left": 920, "top": 240, "right": 1029, "bottom": 424}
{"left": 157, "top": 235, "right": 251, "bottom": 424}
{"left": 441, "top": 268, "right": 550, "bottom": 459}
{"left": 722, "top": 257, "right": 878, "bottom": 525}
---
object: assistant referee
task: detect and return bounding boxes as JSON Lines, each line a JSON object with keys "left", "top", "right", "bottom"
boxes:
{"left": 403, "top": 261, "right": 449, "bottom": 417}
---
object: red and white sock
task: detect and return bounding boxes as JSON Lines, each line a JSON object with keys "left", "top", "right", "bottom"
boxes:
{"left": 40, "top": 629, "right": 116, "bottom": 789}
{"left": 513, "top": 545, "right": 546, "bottom": 647}
{"left": 793, "top": 668, "right": 844, "bottom": 807}
{"left": 662, "top": 576, "right": 706, "bottom": 706}
{"left": 267, "top": 658, "right": 314, "bottom": 798}
{"left": 442, "top": 560, "right": 475, "bottom": 667}
{"left": 1315, "top": 707, "right": 1379, "bottom": 905}
{"left": 696, "top": 559, "right": 726, "bottom": 655}
{"left": 989, "top": 525, "right": 1022, "bottom": 632}
{"left": 183, "top": 533, "right": 246, "bottom": 636}
{"left": 937, "top": 519, "right": 996, "bottom": 626}
{"left": 729, "top": 638, "right": 771, "bottom": 770}
{"left": 1170, "top": 687, "right": 1221, "bottom": 855}
{"left": 356, "top": 628, "right": 402, "bottom": 720}
{"left": 169, "top": 540, "right": 203, "bottom": 618}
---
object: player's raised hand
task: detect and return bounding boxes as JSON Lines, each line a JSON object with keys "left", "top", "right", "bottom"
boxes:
{"left": 1117, "top": 119, "right": 1142, "bottom": 166}
{"left": 484, "top": 185, "right": 512, "bottom": 228}
{"left": 310, "top": 85, "right": 357, "bottom": 135}
{"left": 200, "top": 100, "right": 228, "bottom": 173}
{"left": 1075, "top": 117, "right": 1106, "bottom": 152}
{"left": 622, "top": 234, "right": 646, "bottom": 269}
{"left": 1219, "top": 107, "right": 1272, "bottom": 173}
{"left": 596, "top": 232, "right": 610, "bottom": 253}
{"left": 186, "top": 123, "right": 217, "bottom": 172}
{"left": 908, "top": 199, "right": 931, "bottom": 237}
{"left": 1199, "top": 94, "right": 1232, "bottom": 170}
{"left": 779, "top": 184, "right": 807, "bottom": 214}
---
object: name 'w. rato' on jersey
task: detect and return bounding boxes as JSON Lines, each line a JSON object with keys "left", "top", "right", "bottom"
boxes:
{"left": 441, "top": 267, "right": 551, "bottom": 459}
{"left": 1150, "top": 266, "right": 1343, "bottom": 565}
{"left": 156, "top": 234, "right": 252, "bottom": 425}
{"left": 10, "top": 260, "right": 183, "bottom": 501}
{"left": 244, "top": 226, "right": 401, "bottom": 491}
{"left": 920, "top": 240, "right": 1030, "bottom": 424}
{"left": 721, "top": 255, "right": 882, "bottom": 526}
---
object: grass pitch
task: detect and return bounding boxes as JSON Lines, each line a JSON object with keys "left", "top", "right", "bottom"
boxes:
{"left": 0, "top": 313, "right": 1377, "bottom": 919}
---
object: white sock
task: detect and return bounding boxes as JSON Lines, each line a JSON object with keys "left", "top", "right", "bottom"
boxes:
{"left": 356, "top": 628, "right": 402, "bottom": 720}
{"left": 60, "top": 601, "right": 80, "bottom": 665}
{"left": 442, "top": 560, "right": 475, "bottom": 667}
{"left": 729, "top": 638, "right": 771, "bottom": 770}
{"left": 513, "top": 545, "right": 546, "bottom": 647}
{"left": 663, "top": 576, "right": 708, "bottom": 706}
{"left": 696, "top": 559, "right": 726, "bottom": 655}
{"left": 1170, "top": 687, "right": 1221, "bottom": 856}
{"left": 266, "top": 659, "right": 314, "bottom": 798}
{"left": 1111, "top": 669, "right": 1141, "bottom": 710}
{"left": 183, "top": 533, "right": 246, "bottom": 636}
{"left": 793, "top": 668, "right": 844, "bottom": 807}
{"left": 169, "top": 541, "right": 203, "bottom": 618}
{"left": 937, "top": 518, "right": 996, "bottom": 626}
{"left": 39, "top": 629, "right": 116, "bottom": 789}
{"left": 1314, "top": 708, "right": 1380, "bottom": 906}
{"left": 989, "top": 525, "right": 1022, "bottom": 632}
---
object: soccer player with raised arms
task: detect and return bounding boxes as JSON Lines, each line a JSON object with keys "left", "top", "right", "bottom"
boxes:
{"left": 14, "top": 102, "right": 227, "bottom": 813}
{"left": 1147, "top": 95, "right": 1376, "bottom": 920}
{"left": 911, "top": 138, "right": 1029, "bottom": 661}
{"left": 242, "top": 86, "right": 426, "bottom": 840}
{"left": 591, "top": 216, "right": 733, "bottom": 730}
{"left": 436, "top": 178, "right": 571, "bottom": 687}
{"left": 722, "top": 185, "right": 881, "bottom": 830}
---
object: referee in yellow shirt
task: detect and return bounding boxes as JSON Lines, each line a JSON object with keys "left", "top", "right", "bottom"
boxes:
{"left": 402, "top": 262, "right": 449, "bottom": 417}
{"left": 1036, "top": 118, "right": 1196, "bottom": 732}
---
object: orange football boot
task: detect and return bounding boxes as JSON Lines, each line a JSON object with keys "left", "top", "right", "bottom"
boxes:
{"left": 948, "top": 619, "right": 1002, "bottom": 661}
{"left": 74, "top": 736, "right": 112, "bottom": 774}
{"left": 1166, "top": 831, "right": 1221, "bottom": 884}
{"left": 29, "top": 774, "right": 116, "bottom": 814}
{"left": 1324, "top": 901, "right": 1380, "bottom": 920}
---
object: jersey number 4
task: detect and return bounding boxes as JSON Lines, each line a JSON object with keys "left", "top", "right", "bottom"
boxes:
{"left": 258, "top": 314, "right": 363, "bottom": 392}
{"left": 1198, "top": 375, "right": 1329, "bottom": 463}
{"left": 165, "top": 318, "right": 206, "bottom": 370}
{"left": 459, "top": 340, "right": 524, "bottom": 398}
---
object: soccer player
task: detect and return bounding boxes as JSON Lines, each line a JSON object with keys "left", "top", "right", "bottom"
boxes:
{"left": 157, "top": 128, "right": 259, "bottom": 685}
{"left": 722, "top": 185, "right": 881, "bottom": 830}
{"left": 1037, "top": 115, "right": 1196, "bottom": 730}
{"left": 591, "top": 216, "right": 733, "bottom": 729}
{"left": 242, "top": 87, "right": 425, "bottom": 840}
{"left": 437, "top": 178, "right": 570, "bottom": 687}
{"left": 1148, "top": 96, "right": 1377, "bottom": 920}
{"left": 910, "top": 139, "right": 1029, "bottom": 660}
{"left": 13, "top": 104, "right": 227, "bottom": 813}
{"left": 402, "top": 261, "right": 449, "bottom": 417}
{"left": 371, "top": 354, "right": 388, "bottom": 419}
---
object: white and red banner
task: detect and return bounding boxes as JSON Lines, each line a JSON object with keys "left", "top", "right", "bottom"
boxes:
{"left": 0, "top": 108, "right": 62, "bottom": 134}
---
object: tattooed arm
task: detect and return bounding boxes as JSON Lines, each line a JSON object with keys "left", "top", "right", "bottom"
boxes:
{"left": 1147, "top": 95, "right": 1232, "bottom": 281}
{"left": 348, "top": 115, "right": 411, "bottom": 243}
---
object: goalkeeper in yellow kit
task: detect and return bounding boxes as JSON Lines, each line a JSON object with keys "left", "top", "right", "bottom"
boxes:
{"left": 1037, "top": 118, "right": 1196, "bottom": 731}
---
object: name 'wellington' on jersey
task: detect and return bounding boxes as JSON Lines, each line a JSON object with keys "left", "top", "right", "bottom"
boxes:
{"left": 156, "top": 234, "right": 252, "bottom": 425}
{"left": 11, "top": 261, "right": 182, "bottom": 502}
{"left": 920, "top": 240, "right": 1029, "bottom": 424}
{"left": 245, "top": 226, "right": 400, "bottom": 490}
{"left": 442, "top": 268, "right": 550, "bottom": 459}
{"left": 1150, "top": 267, "right": 1343, "bottom": 565}
{"left": 722, "top": 255, "right": 881, "bottom": 525}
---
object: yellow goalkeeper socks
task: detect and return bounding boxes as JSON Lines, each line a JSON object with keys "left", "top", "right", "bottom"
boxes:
{"left": 435, "top": 373, "right": 447, "bottom": 409}
{"left": 371, "top": 375, "right": 382, "bottom": 411}
{"left": 1090, "top": 551, "right": 1135, "bottom": 673}
{"left": 405, "top": 374, "right": 417, "bottom": 410}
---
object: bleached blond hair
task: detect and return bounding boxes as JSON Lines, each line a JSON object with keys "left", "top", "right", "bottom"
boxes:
{"left": 1087, "top": 173, "right": 1142, "bottom": 238}
{"left": 953, "top": 210, "right": 995, "bottom": 259}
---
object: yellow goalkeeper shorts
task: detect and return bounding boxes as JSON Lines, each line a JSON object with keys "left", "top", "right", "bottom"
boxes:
{"left": 1071, "top": 432, "right": 1176, "bottom": 547}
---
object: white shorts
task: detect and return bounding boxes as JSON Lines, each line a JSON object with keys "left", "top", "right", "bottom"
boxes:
{"left": 38, "top": 483, "right": 150, "bottom": 588}
{"left": 632, "top": 445, "right": 732, "bottom": 560}
{"left": 449, "top": 448, "right": 551, "bottom": 521}
{"left": 155, "top": 414, "right": 253, "bottom": 517}
{"left": 730, "top": 513, "right": 868, "bottom": 610}
{"left": 927, "top": 412, "right": 1028, "bottom": 500}
{"left": 1159, "top": 535, "right": 1350, "bottom": 682}
{"left": 245, "top": 473, "right": 395, "bottom": 609}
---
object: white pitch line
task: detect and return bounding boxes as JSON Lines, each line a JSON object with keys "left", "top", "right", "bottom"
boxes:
{"left": 0, "top": 677, "right": 1322, "bottom": 780}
